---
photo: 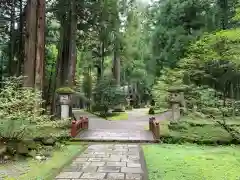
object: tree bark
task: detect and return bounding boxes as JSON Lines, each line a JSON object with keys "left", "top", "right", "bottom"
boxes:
{"left": 112, "top": 29, "right": 121, "bottom": 86}
{"left": 67, "top": 0, "right": 77, "bottom": 87}
{"left": 24, "top": 0, "right": 37, "bottom": 87}
{"left": 113, "top": 50, "right": 121, "bottom": 86}
{"left": 51, "top": 15, "right": 66, "bottom": 115}
{"left": 230, "top": 82, "right": 235, "bottom": 117}
{"left": 16, "top": 0, "right": 24, "bottom": 76}
{"left": 61, "top": 13, "right": 70, "bottom": 85}
{"left": 35, "top": 0, "right": 45, "bottom": 91}
{"left": 55, "top": 15, "right": 66, "bottom": 88}
{"left": 9, "top": 0, "right": 15, "bottom": 76}
{"left": 101, "top": 42, "right": 104, "bottom": 78}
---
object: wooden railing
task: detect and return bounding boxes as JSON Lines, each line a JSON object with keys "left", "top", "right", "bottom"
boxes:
{"left": 71, "top": 116, "right": 89, "bottom": 137}
{"left": 149, "top": 117, "right": 160, "bottom": 140}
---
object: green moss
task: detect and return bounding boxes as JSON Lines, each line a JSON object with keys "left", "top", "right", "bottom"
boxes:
{"left": 148, "top": 108, "right": 169, "bottom": 115}
{"left": 14, "top": 144, "right": 85, "bottom": 180}
{"left": 143, "top": 144, "right": 240, "bottom": 180}
{"left": 201, "top": 107, "right": 221, "bottom": 116}
{"left": 56, "top": 87, "right": 75, "bottom": 94}
{"left": 167, "top": 85, "right": 190, "bottom": 93}
{"left": 158, "top": 117, "right": 240, "bottom": 144}
{"left": 107, "top": 112, "right": 128, "bottom": 121}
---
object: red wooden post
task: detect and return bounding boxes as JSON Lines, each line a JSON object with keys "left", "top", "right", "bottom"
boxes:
{"left": 70, "top": 116, "right": 89, "bottom": 137}
{"left": 71, "top": 120, "right": 77, "bottom": 137}
{"left": 153, "top": 117, "right": 156, "bottom": 133}
{"left": 83, "top": 117, "right": 87, "bottom": 129}
{"left": 80, "top": 116, "right": 84, "bottom": 130}
{"left": 149, "top": 117, "right": 153, "bottom": 131}
{"left": 152, "top": 117, "right": 156, "bottom": 137}
{"left": 82, "top": 118, "right": 85, "bottom": 129}
{"left": 155, "top": 121, "right": 160, "bottom": 139}
{"left": 80, "top": 119, "right": 83, "bottom": 129}
{"left": 86, "top": 117, "right": 89, "bottom": 129}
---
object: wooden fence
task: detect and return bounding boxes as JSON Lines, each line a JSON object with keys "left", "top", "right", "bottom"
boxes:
{"left": 71, "top": 116, "right": 89, "bottom": 137}
{"left": 149, "top": 117, "right": 160, "bottom": 139}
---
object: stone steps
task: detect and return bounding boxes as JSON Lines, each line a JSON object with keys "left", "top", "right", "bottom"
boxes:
{"left": 55, "top": 144, "right": 148, "bottom": 180}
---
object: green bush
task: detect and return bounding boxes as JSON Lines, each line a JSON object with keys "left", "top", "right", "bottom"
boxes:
{"left": 0, "top": 77, "right": 53, "bottom": 140}
{"left": 91, "top": 104, "right": 106, "bottom": 112}
{"left": 125, "top": 105, "right": 133, "bottom": 110}
{"left": 148, "top": 107, "right": 155, "bottom": 115}
{"left": 133, "top": 104, "right": 141, "bottom": 108}
{"left": 93, "top": 77, "right": 126, "bottom": 116}
{"left": 159, "top": 116, "right": 240, "bottom": 145}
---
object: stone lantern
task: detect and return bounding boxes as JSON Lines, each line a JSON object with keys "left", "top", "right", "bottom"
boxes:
{"left": 168, "top": 86, "right": 188, "bottom": 121}
{"left": 169, "top": 95, "right": 181, "bottom": 121}
{"left": 56, "top": 87, "right": 75, "bottom": 119}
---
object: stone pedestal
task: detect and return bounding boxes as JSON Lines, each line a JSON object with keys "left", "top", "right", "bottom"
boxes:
{"left": 172, "top": 103, "right": 181, "bottom": 121}
{"left": 59, "top": 94, "right": 72, "bottom": 119}
{"left": 168, "top": 86, "right": 189, "bottom": 120}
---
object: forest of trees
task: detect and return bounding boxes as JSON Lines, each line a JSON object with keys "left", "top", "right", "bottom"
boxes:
{"left": 0, "top": 0, "right": 155, "bottom": 115}
{"left": 1, "top": 0, "right": 240, "bottom": 138}
{"left": 2, "top": 1, "right": 240, "bottom": 178}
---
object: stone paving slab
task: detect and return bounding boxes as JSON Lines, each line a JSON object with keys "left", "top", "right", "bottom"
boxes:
{"left": 74, "top": 129, "right": 155, "bottom": 142}
{"left": 55, "top": 144, "right": 148, "bottom": 180}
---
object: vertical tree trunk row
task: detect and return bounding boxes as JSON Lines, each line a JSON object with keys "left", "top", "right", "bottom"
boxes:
{"left": 24, "top": 0, "right": 37, "bottom": 87}
{"left": 35, "top": 0, "right": 45, "bottom": 92}
{"left": 55, "top": 2, "right": 77, "bottom": 87}
{"left": 16, "top": 0, "right": 24, "bottom": 76}
{"left": 9, "top": 0, "right": 15, "bottom": 76}
{"left": 67, "top": 0, "right": 77, "bottom": 87}
{"left": 23, "top": 0, "right": 46, "bottom": 92}
{"left": 51, "top": 0, "right": 77, "bottom": 114}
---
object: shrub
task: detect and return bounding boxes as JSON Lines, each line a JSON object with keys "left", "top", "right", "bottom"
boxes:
{"left": 159, "top": 117, "right": 240, "bottom": 145}
{"left": 149, "top": 107, "right": 155, "bottom": 115}
{"left": 0, "top": 77, "right": 52, "bottom": 140}
{"left": 93, "top": 77, "right": 126, "bottom": 116}
{"left": 125, "top": 105, "right": 133, "bottom": 110}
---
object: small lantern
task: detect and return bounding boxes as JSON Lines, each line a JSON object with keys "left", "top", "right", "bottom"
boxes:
{"left": 59, "top": 94, "right": 71, "bottom": 119}
{"left": 56, "top": 87, "right": 75, "bottom": 119}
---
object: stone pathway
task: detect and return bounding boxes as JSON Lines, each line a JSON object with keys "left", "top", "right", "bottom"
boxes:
{"left": 76, "top": 129, "right": 154, "bottom": 142}
{"left": 73, "top": 109, "right": 171, "bottom": 130}
{"left": 55, "top": 144, "right": 148, "bottom": 180}
{"left": 73, "top": 109, "right": 171, "bottom": 142}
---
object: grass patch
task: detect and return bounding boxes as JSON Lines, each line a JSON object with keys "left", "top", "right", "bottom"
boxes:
{"left": 143, "top": 144, "right": 240, "bottom": 180}
{"left": 156, "top": 116, "right": 240, "bottom": 144}
{"left": 107, "top": 112, "right": 128, "bottom": 121}
{"left": 154, "top": 108, "right": 169, "bottom": 114}
{"left": 4, "top": 144, "right": 85, "bottom": 180}
{"left": 147, "top": 108, "right": 169, "bottom": 115}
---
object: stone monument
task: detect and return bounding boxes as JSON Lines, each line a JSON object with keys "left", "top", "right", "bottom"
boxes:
{"left": 56, "top": 87, "right": 75, "bottom": 119}
{"left": 168, "top": 86, "right": 188, "bottom": 121}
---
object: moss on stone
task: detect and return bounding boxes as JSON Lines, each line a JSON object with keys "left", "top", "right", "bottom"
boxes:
{"left": 169, "top": 99, "right": 181, "bottom": 104}
{"left": 56, "top": 87, "right": 75, "bottom": 94}
{"left": 201, "top": 107, "right": 221, "bottom": 116}
{"left": 168, "top": 85, "right": 192, "bottom": 93}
